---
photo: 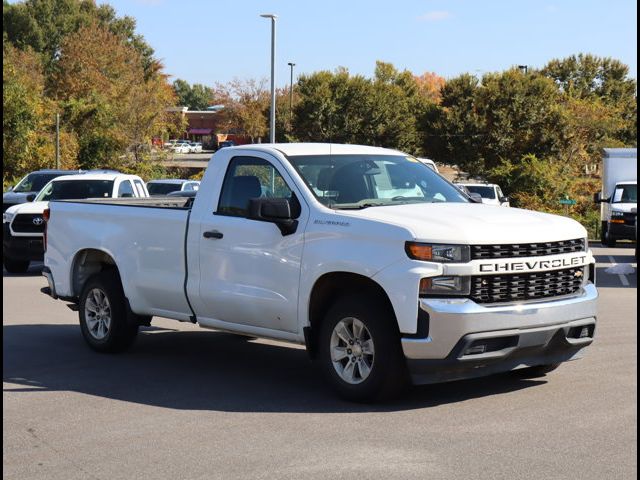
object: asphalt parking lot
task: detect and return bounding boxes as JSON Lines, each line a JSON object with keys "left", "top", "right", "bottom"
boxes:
{"left": 3, "top": 245, "right": 637, "bottom": 480}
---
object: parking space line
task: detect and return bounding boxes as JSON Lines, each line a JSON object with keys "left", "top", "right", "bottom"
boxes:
{"left": 608, "top": 255, "right": 631, "bottom": 286}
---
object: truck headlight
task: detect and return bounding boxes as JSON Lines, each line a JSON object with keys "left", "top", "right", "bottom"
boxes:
{"left": 3, "top": 212, "right": 14, "bottom": 224}
{"left": 405, "top": 242, "right": 470, "bottom": 262}
{"left": 420, "top": 276, "right": 471, "bottom": 296}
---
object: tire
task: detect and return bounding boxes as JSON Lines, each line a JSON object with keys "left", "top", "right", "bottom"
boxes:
{"left": 604, "top": 224, "right": 617, "bottom": 248}
{"left": 79, "top": 270, "right": 138, "bottom": 353}
{"left": 318, "top": 295, "right": 408, "bottom": 402}
{"left": 512, "top": 363, "right": 561, "bottom": 379}
{"left": 3, "top": 258, "right": 30, "bottom": 274}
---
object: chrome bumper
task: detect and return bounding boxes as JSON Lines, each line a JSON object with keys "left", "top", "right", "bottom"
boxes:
{"left": 402, "top": 283, "right": 598, "bottom": 360}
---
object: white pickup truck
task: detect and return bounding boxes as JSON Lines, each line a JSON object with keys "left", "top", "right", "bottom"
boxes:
{"left": 42, "top": 144, "right": 598, "bottom": 401}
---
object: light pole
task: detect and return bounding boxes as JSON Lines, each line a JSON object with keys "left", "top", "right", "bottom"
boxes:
{"left": 261, "top": 13, "right": 277, "bottom": 143}
{"left": 287, "top": 62, "right": 295, "bottom": 133}
{"left": 55, "top": 113, "right": 60, "bottom": 169}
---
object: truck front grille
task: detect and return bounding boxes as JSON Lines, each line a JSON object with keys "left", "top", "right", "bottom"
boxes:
{"left": 471, "top": 267, "right": 585, "bottom": 304}
{"left": 471, "top": 238, "right": 585, "bottom": 260}
{"left": 11, "top": 214, "right": 45, "bottom": 233}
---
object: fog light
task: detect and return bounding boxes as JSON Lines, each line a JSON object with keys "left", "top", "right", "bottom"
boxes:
{"left": 464, "top": 344, "right": 487, "bottom": 355}
{"left": 579, "top": 327, "right": 590, "bottom": 338}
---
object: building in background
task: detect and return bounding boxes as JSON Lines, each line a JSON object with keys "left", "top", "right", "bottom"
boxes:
{"left": 166, "top": 107, "right": 252, "bottom": 149}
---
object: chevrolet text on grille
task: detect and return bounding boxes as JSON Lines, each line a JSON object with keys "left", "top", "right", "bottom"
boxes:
{"left": 478, "top": 254, "right": 588, "bottom": 273}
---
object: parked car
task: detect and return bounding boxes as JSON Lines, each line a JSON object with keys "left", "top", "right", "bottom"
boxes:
{"left": 189, "top": 142, "right": 203, "bottom": 153}
{"left": 164, "top": 139, "right": 178, "bottom": 149}
{"left": 42, "top": 143, "right": 596, "bottom": 402}
{"left": 3, "top": 172, "right": 148, "bottom": 273}
{"left": 218, "top": 140, "right": 236, "bottom": 149}
{"left": 172, "top": 142, "right": 191, "bottom": 154}
{"left": 3, "top": 170, "right": 79, "bottom": 212}
{"left": 455, "top": 182, "right": 510, "bottom": 207}
{"left": 147, "top": 179, "right": 200, "bottom": 196}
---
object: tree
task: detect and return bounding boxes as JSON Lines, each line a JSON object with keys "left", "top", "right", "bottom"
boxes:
{"left": 214, "top": 78, "right": 269, "bottom": 142}
{"left": 3, "top": 41, "right": 78, "bottom": 181}
{"left": 3, "top": 0, "right": 156, "bottom": 78}
{"left": 422, "top": 70, "right": 566, "bottom": 176}
{"left": 291, "top": 62, "right": 431, "bottom": 154}
{"left": 172, "top": 79, "right": 213, "bottom": 111}
{"left": 52, "top": 23, "right": 175, "bottom": 169}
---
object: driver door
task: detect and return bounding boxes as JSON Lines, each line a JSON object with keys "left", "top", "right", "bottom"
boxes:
{"left": 194, "top": 155, "right": 308, "bottom": 333}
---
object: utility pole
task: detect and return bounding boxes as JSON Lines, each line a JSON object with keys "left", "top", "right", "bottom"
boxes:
{"left": 55, "top": 113, "right": 60, "bottom": 169}
{"left": 287, "top": 62, "right": 295, "bottom": 134}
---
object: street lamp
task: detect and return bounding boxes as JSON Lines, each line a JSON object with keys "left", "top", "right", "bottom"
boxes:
{"left": 261, "top": 13, "right": 277, "bottom": 143}
{"left": 287, "top": 62, "right": 295, "bottom": 134}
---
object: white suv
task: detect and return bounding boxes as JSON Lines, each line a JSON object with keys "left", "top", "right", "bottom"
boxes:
{"left": 455, "top": 183, "right": 510, "bottom": 207}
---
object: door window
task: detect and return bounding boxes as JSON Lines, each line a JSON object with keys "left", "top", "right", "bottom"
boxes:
{"left": 217, "top": 156, "right": 294, "bottom": 217}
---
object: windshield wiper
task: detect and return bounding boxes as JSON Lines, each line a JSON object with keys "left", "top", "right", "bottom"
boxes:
{"left": 337, "top": 202, "right": 389, "bottom": 210}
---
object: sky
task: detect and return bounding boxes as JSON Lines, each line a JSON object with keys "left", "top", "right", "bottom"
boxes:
{"left": 101, "top": 0, "right": 637, "bottom": 87}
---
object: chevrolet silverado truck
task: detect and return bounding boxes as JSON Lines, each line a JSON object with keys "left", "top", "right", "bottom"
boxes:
{"left": 42, "top": 144, "right": 598, "bottom": 401}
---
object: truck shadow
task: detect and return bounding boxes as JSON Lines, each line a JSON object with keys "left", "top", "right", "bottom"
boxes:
{"left": 3, "top": 324, "right": 545, "bottom": 413}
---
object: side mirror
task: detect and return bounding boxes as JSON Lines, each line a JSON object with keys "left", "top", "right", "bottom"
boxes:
{"left": 593, "top": 192, "right": 601, "bottom": 204}
{"left": 26, "top": 194, "right": 36, "bottom": 202}
{"left": 249, "top": 198, "right": 298, "bottom": 235}
{"left": 469, "top": 193, "right": 484, "bottom": 203}
{"left": 499, "top": 196, "right": 509, "bottom": 204}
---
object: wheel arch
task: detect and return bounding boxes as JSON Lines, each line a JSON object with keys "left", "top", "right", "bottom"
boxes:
{"left": 305, "top": 272, "right": 396, "bottom": 358}
{"left": 70, "top": 248, "right": 121, "bottom": 299}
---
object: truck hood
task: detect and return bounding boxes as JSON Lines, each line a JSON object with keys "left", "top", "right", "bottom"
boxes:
{"left": 344, "top": 203, "right": 587, "bottom": 244}
{"left": 5, "top": 201, "right": 49, "bottom": 215}
{"left": 611, "top": 203, "right": 637, "bottom": 213}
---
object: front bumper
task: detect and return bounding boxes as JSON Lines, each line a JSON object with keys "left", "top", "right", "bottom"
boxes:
{"left": 402, "top": 283, "right": 598, "bottom": 384}
{"left": 3, "top": 223, "right": 44, "bottom": 262}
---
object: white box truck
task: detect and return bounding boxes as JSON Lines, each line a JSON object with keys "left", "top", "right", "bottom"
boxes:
{"left": 595, "top": 148, "right": 637, "bottom": 247}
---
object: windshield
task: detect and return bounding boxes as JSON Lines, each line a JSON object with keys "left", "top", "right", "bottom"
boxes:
{"left": 36, "top": 180, "right": 115, "bottom": 201}
{"left": 288, "top": 154, "right": 468, "bottom": 209}
{"left": 148, "top": 182, "right": 182, "bottom": 195}
{"left": 465, "top": 185, "right": 497, "bottom": 200}
{"left": 613, "top": 184, "right": 637, "bottom": 203}
{"left": 13, "top": 173, "right": 65, "bottom": 193}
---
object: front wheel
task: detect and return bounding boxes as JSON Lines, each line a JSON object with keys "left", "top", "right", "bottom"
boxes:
{"left": 79, "top": 270, "right": 138, "bottom": 353}
{"left": 318, "top": 295, "right": 408, "bottom": 402}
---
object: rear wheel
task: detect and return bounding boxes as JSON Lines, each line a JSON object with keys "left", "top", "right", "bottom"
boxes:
{"left": 318, "top": 295, "right": 408, "bottom": 402}
{"left": 3, "top": 258, "right": 30, "bottom": 274}
{"left": 79, "top": 270, "right": 138, "bottom": 353}
{"left": 512, "top": 363, "right": 560, "bottom": 379}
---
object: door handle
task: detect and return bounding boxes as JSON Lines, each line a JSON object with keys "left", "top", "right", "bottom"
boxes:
{"left": 203, "top": 230, "right": 224, "bottom": 239}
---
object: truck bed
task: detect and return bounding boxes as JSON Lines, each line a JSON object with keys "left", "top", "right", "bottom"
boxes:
{"left": 46, "top": 197, "right": 194, "bottom": 320}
